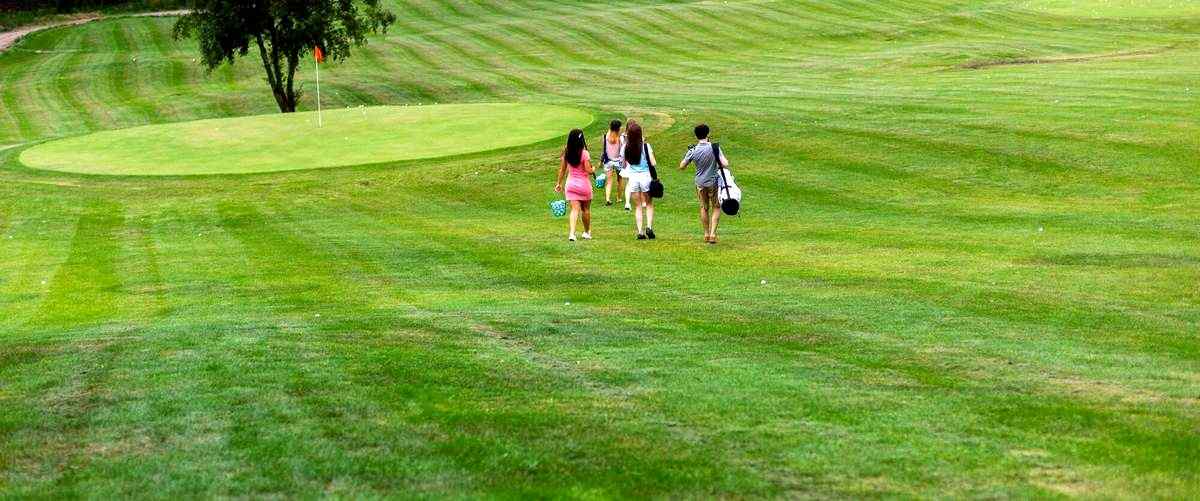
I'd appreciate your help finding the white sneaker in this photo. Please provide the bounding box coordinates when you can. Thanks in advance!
[568,234,576,242]
[581,232,592,240]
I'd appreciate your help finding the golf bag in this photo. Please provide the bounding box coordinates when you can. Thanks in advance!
[713,143,740,215]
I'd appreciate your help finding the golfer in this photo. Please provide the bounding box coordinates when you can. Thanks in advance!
[622,120,658,240]
[600,120,627,208]
[554,129,594,241]
[680,124,729,244]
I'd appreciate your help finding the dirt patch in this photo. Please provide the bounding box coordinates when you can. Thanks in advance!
[1030,465,1101,497]
[959,46,1176,70]
[1048,375,1198,407]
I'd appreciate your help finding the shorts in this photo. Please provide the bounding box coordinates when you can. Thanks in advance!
[627,172,653,193]
[697,185,719,209]
[603,160,622,173]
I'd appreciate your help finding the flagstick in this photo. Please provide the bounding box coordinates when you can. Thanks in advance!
[314,54,323,128]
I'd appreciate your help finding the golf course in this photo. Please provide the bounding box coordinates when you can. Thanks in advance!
[0,0,1197,497]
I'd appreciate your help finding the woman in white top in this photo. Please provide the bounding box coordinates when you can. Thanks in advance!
[621,120,658,239]
[600,120,627,208]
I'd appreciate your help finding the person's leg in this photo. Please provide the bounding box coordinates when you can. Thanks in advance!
[624,178,633,209]
[604,171,614,204]
[706,189,722,243]
[569,200,580,239]
[617,176,625,203]
[646,198,655,231]
[697,187,711,239]
[633,193,644,235]
[709,198,721,241]
[581,201,592,233]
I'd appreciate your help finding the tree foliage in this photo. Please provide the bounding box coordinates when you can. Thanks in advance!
[173,0,394,113]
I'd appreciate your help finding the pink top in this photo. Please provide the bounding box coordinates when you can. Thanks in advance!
[604,134,622,162]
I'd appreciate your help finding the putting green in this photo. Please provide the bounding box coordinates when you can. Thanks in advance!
[1020,0,1200,17]
[19,103,593,176]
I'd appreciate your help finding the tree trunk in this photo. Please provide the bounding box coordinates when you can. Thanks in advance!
[256,32,296,113]
[284,51,299,113]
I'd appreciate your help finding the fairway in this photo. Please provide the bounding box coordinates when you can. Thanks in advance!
[20,103,591,175]
[1,0,1198,498]
[1022,0,1200,17]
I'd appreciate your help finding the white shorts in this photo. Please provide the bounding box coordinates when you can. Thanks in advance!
[626,172,652,193]
[603,160,622,172]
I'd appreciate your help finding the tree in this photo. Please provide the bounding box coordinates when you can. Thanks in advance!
[174,0,395,113]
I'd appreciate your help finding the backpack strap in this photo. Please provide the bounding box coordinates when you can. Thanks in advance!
[645,143,659,180]
[713,142,732,198]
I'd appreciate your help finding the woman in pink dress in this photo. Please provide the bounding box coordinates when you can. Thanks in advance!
[554,129,595,241]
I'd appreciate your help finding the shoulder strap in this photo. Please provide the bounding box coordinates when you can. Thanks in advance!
[714,142,732,197]
[645,143,659,180]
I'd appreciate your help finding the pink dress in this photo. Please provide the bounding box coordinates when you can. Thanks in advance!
[565,150,593,201]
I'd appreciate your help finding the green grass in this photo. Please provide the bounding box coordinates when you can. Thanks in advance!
[1,0,1198,498]
[19,103,592,175]
[1021,0,1200,17]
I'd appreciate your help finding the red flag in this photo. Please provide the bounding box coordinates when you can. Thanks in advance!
[314,46,324,63]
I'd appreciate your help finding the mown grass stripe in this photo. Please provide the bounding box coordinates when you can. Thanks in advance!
[51,30,103,133]
[28,32,91,138]
[0,27,79,140]
[108,20,158,123]
[386,20,510,99]
[33,201,125,328]
[0,50,39,141]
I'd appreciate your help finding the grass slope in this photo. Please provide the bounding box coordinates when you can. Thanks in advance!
[19,103,593,175]
[1022,0,1200,17]
[1,0,1198,498]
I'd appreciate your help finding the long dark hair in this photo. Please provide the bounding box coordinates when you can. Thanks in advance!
[624,121,644,165]
[564,129,586,167]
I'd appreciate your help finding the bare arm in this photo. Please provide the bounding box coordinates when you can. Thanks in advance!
[584,155,595,175]
[719,151,730,167]
[555,157,567,193]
